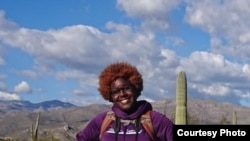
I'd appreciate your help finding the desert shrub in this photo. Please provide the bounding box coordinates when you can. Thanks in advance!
[38,135,60,141]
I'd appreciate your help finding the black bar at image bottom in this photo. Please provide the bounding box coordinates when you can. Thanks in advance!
[173,125,250,141]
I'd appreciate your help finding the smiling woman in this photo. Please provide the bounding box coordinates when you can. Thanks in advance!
[76,61,174,141]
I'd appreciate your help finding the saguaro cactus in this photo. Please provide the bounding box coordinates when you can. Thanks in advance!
[31,112,40,141]
[232,110,237,125]
[175,71,187,125]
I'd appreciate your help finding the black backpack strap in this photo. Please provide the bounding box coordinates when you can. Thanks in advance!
[114,116,120,141]
[135,117,141,141]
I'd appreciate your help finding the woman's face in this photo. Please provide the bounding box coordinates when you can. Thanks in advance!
[110,78,138,112]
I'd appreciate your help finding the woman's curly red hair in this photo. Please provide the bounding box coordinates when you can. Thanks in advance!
[98,62,143,102]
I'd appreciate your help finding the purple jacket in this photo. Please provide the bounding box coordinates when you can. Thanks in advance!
[76,100,173,141]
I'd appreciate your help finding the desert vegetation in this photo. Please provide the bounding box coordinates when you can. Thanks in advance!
[0,71,248,140]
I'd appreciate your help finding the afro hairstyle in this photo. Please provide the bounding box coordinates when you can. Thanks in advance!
[98,61,143,102]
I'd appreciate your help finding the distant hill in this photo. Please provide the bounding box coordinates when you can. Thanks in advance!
[0,100,76,115]
[0,99,249,141]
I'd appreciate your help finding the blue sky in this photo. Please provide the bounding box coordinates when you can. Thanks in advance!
[1,0,250,107]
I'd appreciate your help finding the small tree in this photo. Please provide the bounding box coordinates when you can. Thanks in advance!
[187,113,200,125]
[219,114,230,125]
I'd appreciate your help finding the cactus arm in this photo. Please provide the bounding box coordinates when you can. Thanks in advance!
[31,112,40,141]
[232,110,237,125]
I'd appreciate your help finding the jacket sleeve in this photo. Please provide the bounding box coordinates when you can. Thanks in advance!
[76,112,106,141]
[151,111,174,141]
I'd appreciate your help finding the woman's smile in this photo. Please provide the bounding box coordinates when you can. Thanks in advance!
[110,78,137,112]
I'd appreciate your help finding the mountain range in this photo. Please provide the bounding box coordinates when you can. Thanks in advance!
[0,100,76,115]
[0,99,249,141]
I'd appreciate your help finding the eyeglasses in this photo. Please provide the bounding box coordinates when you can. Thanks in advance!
[110,85,133,96]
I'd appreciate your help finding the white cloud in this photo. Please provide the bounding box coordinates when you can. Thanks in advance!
[117,0,180,18]
[194,83,230,96]
[242,64,250,74]
[117,0,181,31]
[1,2,250,107]
[179,51,245,81]
[185,0,250,61]
[0,91,20,101]
[238,92,250,99]
[14,81,32,94]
